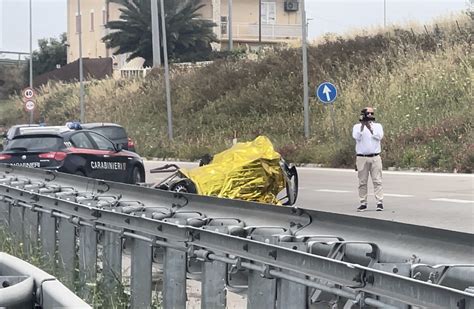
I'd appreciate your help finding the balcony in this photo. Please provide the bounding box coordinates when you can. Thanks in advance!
[220,22,301,42]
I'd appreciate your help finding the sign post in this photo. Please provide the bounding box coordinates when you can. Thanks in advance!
[316,82,338,139]
[29,0,33,125]
[22,87,36,123]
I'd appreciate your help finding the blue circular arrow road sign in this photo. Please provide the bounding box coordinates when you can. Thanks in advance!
[316,82,337,104]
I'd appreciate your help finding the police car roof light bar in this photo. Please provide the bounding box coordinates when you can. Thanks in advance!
[66,122,82,130]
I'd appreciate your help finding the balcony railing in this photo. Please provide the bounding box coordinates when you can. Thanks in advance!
[220,22,301,41]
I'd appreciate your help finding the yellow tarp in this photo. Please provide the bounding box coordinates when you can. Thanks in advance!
[181,136,285,204]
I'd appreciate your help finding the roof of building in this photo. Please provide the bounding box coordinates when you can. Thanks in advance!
[34,58,113,87]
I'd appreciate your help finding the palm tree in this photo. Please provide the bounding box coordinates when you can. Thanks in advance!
[102,0,217,66]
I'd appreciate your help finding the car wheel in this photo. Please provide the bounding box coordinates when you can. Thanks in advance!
[170,179,197,194]
[130,166,142,184]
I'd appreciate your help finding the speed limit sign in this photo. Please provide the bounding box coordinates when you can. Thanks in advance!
[25,100,35,111]
[23,87,35,100]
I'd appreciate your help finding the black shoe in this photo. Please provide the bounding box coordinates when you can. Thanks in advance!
[376,203,384,211]
[357,204,367,212]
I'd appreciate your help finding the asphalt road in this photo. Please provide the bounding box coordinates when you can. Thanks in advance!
[144,161,474,233]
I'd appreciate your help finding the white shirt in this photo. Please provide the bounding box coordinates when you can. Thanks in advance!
[352,122,384,155]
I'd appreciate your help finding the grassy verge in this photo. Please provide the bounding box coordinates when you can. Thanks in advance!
[3,15,473,172]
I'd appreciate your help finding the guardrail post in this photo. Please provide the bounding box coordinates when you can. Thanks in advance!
[130,237,152,309]
[23,208,38,256]
[277,242,308,309]
[0,196,9,228]
[247,266,277,309]
[373,263,411,308]
[163,247,187,309]
[0,196,10,229]
[57,217,76,287]
[79,225,97,301]
[247,231,279,309]
[201,254,227,309]
[102,231,122,294]
[9,202,24,244]
[39,211,56,269]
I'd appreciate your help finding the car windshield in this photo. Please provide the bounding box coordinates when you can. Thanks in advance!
[90,126,126,140]
[5,136,63,152]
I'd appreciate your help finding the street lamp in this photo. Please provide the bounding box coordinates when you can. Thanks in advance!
[302,0,309,138]
[228,0,233,50]
[258,0,261,43]
[77,0,85,123]
[160,0,173,140]
[151,0,161,67]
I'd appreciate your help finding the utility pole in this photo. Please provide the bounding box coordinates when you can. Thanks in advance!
[29,0,33,124]
[384,0,387,28]
[160,0,173,140]
[258,0,262,43]
[151,0,161,67]
[302,0,309,138]
[228,0,233,50]
[77,0,85,123]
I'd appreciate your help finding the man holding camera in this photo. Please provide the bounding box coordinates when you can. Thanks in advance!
[352,107,384,212]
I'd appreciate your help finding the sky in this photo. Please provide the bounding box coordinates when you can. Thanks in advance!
[0,0,470,55]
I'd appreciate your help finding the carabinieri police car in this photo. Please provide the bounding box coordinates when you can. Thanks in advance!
[0,124,145,184]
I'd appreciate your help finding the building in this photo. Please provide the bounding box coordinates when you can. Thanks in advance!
[66,0,122,65]
[216,0,302,49]
[67,0,302,67]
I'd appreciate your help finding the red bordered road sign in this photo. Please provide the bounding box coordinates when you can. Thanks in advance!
[25,100,35,111]
[23,87,35,100]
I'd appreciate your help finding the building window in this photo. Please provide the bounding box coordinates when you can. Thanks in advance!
[261,1,276,24]
[220,16,227,35]
[90,10,94,31]
[102,7,107,25]
[75,13,81,34]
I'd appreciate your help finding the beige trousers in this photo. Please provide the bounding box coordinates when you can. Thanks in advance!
[356,155,383,205]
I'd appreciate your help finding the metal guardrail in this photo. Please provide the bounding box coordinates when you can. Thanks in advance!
[0,252,91,308]
[0,165,473,308]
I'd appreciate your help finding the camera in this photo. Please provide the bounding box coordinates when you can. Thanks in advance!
[359,109,375,122]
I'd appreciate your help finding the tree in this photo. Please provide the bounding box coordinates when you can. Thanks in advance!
[29,33,68,77]
[102,0,217,66]
[0,63,27,99]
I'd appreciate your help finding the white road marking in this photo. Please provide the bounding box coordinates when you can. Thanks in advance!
[315,190,414,197]
[297,167,474,177]
[316,189,351,193]
[384,193,414,198]
[430,198,474,204]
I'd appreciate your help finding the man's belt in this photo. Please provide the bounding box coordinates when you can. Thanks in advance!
[356,153,379,157]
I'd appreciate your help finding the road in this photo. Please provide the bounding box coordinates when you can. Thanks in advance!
[144,161,474,233]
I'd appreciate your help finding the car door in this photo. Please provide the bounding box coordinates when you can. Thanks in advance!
[87,132,129,182]
[68,132,98,176]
